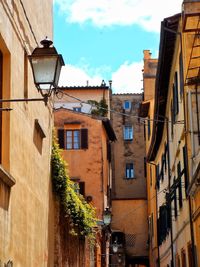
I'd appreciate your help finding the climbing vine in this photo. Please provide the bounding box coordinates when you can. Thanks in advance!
[51,135,97,239]
[88,98,108,117]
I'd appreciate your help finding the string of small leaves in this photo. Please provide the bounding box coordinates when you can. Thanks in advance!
[51,135,97,239]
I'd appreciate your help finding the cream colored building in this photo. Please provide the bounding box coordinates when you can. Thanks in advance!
[141,1,200,266]
[0,1,54,266]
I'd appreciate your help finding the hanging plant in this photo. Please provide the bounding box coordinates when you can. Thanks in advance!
[51,134,97,239]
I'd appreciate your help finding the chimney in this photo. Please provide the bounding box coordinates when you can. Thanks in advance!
[143,50,152,60]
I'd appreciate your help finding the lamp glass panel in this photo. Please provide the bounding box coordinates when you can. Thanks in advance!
[103,214,111,225]
[32,56,57,90]
[54,57,62,86]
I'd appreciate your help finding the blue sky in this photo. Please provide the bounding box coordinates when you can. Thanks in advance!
[53,0,183,93]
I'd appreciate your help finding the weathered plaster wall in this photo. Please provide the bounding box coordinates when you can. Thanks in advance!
[0,1,54,266]
[111,94,146,199]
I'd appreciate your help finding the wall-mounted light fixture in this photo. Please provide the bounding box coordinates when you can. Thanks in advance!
[0,37,64,107]
[28,37,64,98]
[103,207,112,226]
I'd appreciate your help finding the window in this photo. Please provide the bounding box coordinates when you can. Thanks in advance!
[183,146,189,194]
[73,107,81,112]
[124,126,133,140]
[177,162,183,209]
[58,128,88,150]
[125,163,134,178]
[173,71,179,119]
[179,53,184,98]
[173,177,178,219]
[66,130,80,149]
[124,100,131,110]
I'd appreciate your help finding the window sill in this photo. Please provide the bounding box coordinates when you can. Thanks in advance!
[124,177,136,180]
[0,165,16,187]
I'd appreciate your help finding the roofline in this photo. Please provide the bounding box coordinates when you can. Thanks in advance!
[57,85,110,90]
[147,13,181,162]
[54,107,116,142]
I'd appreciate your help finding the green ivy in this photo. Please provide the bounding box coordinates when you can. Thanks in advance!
[88,98,108,117]
[51,135,97,239]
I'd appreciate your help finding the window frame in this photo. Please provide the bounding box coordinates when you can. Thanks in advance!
[123,100,131,110]
[123,125,133,141]
[58,128,88,150]
[66,129,80,150]
[125,162,135,179]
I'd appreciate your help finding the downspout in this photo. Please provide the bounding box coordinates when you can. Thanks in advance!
[166,117,174,267]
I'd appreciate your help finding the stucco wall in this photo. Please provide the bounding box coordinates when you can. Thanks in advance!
[0,1,54,266]
[54,109,110,219]
[111,200,148,257]
[111,94,146,199]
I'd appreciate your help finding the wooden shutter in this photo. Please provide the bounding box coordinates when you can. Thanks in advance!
[81,128,88,149]
[179,53,184,97]
[58,129,64,149]
[107,141,111,162]
[183,146,189,194]
[79,182,85,196]
[177,162,183,208]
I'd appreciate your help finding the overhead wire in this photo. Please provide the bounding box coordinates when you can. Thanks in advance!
[55,88,184,125]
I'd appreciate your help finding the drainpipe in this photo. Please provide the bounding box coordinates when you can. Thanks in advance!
[166,117,174,267]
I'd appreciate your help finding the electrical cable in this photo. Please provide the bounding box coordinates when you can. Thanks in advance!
[55,88,184,125]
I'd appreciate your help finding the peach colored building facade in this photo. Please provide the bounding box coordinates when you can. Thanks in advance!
[54,107,116,267]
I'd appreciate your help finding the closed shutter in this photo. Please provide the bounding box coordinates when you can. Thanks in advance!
[81,128,88,149]
[177,162,183,208]
[107,141,111,162]
[58,129,64,149]
[79,182,85,196]
[183,146,189,194]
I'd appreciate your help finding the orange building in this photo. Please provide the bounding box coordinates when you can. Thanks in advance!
[54,107,116,267]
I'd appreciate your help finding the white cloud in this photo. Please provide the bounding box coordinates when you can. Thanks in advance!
[112,61,143,94]
[58,61,143,94]
[58,65,103,87]
[54,0,183,32]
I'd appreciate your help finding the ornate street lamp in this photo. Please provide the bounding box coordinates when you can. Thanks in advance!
[103,207,112,226]
[0,38,64,107]
[29,37,64,98]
